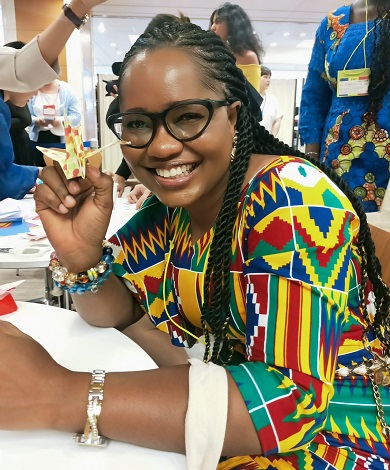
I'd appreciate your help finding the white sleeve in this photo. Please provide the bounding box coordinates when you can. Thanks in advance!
[0,36,59,92]
[272,93,283,120]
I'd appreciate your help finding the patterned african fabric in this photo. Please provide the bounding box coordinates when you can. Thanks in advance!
[299,4,390,213]
[110,156,390,469]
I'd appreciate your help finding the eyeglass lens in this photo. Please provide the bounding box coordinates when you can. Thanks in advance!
[113,102,212,147]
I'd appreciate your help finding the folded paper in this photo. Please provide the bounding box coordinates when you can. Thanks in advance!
[37,114,117,179]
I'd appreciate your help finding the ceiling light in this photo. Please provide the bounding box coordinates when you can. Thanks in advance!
[299,32,307,38]
[117,51,122,55]
[270,42,278,47]
[283,32,290,37]
[97,22,105,33]
[110,42,116,47]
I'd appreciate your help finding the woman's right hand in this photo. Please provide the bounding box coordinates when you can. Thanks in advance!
[34,163,113,272]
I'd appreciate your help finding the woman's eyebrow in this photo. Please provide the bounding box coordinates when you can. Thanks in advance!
[121,99,200,114]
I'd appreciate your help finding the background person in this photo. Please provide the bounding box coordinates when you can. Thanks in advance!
[4,41,35,168]
[210,2,264,90]
[259,66,283,136]
[0,22,389,470]
[0,0,107,92]
[0,0,107,201]
[299,0,390,212]
[0,44,39,200]
[209,3,263,121]
[28,79,81,167]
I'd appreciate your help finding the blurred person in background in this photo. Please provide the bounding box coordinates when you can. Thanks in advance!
[259,66,283,136]
[210,2,264,90]
[0,0,107,201]
[28,79,81,167]
[4,41,35,167]
[0,0,107,92]
[299,0,390,212]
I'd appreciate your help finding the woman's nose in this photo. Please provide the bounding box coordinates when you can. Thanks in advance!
[147,123,183,158]
[210,24,216,32]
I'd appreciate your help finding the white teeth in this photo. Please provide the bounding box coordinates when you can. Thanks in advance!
[156,164,194,179]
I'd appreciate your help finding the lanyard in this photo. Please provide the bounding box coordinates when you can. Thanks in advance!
[344,0,387,70]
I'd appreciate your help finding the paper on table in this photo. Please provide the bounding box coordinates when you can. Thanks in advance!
[0,281,24,316]
[0,219,30,236]
[0,280,25,291]
[0,198,22,221]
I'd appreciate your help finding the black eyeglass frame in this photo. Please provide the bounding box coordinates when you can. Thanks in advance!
[107,99,230,149]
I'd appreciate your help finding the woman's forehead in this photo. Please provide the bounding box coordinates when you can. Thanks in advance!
[120,48,216,108]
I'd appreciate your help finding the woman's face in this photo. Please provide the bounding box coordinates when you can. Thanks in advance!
[210,15,229,42]
[260,74,271,93]
[119,47,239,215]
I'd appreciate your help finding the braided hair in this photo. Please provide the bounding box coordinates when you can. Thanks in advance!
[368,0,390,118]
[119,22,390,362]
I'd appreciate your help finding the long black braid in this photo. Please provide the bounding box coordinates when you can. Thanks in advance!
[368,0,390,118]
[119,22,390,362]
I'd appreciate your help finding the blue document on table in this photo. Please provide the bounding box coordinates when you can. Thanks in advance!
[0,219,30,236]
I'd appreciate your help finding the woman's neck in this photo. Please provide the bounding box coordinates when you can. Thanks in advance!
[39,80,59,94]
[351,0,381,22]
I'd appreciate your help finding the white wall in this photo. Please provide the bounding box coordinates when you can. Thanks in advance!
[0,0,16,44]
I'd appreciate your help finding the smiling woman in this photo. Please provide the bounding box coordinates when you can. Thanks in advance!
[1,21,390,470]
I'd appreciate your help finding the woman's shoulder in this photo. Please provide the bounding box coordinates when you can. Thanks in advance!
[235,50,259,66]
[244,154,357,214]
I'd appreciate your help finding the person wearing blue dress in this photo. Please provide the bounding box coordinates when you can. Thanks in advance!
[299,0,390,212]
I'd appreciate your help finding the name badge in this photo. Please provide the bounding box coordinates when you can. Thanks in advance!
[43,104,56,118]
[337,68,371,97]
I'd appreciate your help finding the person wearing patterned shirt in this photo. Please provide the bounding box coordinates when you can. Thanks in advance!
[0,22,389,470]
[299,0,390,213]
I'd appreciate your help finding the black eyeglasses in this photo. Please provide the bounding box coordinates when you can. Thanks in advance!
[107,99,229,149]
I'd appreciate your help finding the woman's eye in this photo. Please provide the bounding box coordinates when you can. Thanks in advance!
[176,112,204,123]
[125,119,150,130]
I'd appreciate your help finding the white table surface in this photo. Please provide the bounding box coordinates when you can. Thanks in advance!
[0,197,136,269]
[0,301,187,470]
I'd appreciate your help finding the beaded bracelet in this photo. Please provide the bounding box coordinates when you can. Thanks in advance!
[49,245,114,294]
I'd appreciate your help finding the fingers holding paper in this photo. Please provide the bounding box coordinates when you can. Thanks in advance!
[35,162,114,272]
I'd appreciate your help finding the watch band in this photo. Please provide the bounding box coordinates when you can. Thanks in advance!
[62,3,89,29]
[74,369,108,447]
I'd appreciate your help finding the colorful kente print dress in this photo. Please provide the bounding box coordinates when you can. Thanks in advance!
[110,156,390,469]
[299,4,390,213]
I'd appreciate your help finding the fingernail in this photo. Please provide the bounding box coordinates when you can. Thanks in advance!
[58,204,69,214]
[69,181,80,194]
[64,195,76,207]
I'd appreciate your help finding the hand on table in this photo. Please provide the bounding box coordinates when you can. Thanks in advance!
[113,174,126,197]
[34,162,114,272]
[127,184,151,210]
[0,321,71,430]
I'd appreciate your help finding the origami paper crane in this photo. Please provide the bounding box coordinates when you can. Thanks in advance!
[37,114,116,179]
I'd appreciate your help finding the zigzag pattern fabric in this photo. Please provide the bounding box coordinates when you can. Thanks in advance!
[110,156,390,468]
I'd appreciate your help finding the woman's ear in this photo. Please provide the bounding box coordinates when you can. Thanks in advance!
[227,100,241,134]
